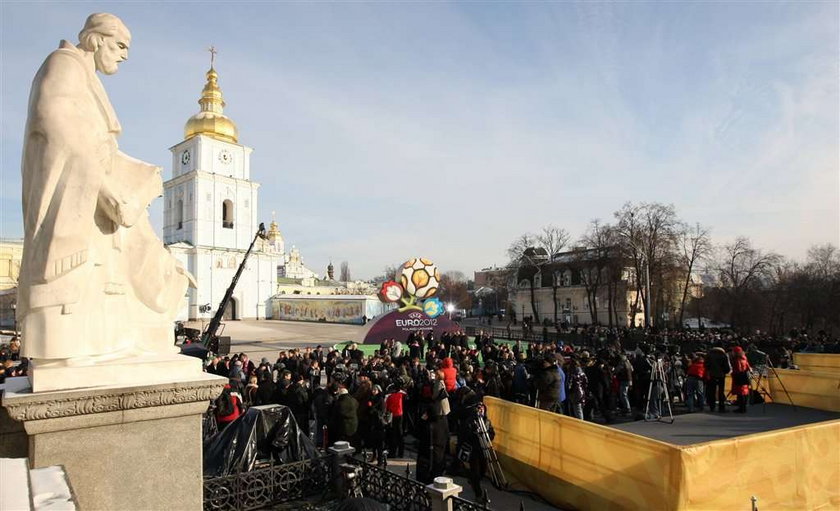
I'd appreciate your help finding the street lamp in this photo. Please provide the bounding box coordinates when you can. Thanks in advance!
[446,303,455,320]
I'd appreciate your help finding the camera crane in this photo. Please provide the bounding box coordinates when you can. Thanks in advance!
[181,223,268,359]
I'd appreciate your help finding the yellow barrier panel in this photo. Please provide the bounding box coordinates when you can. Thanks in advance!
[793,353,840,375]
[770,368,840,412]
[681,420,840,511]
[486,397,840,511]
[486,397,684,510]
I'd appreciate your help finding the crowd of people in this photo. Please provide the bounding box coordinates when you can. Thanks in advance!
[202,325,835,499]
[517,323,840,358]
[0,335,27,384]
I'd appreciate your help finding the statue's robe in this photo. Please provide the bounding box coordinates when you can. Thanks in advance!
[19,40,191,360]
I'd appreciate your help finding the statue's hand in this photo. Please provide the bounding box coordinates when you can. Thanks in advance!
[176,263,198,288]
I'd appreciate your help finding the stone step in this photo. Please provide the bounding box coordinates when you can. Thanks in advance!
[0,458,77,510]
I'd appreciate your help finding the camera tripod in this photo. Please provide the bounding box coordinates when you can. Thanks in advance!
[471,413,508,489]
[745,355,796,412]
[644,357,675,424]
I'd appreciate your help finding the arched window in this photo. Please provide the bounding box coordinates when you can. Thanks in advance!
[222,199,234,228]
[176,199,184,230]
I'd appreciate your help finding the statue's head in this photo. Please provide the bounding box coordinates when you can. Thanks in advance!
[78,13,131,75]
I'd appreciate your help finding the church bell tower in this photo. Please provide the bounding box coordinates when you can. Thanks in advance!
[162,48,279,320]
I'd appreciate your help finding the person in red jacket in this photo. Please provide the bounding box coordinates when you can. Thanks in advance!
[730,347,752,413]
[685,355,705,413]
[215,383,244,430]
[441,357,457,393]
[384,384,408,458]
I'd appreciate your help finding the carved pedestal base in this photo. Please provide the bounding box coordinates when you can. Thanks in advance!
[28,352,203,393]
[1,373,226,511]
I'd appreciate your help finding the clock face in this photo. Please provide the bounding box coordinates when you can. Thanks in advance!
[181,149,191,165]
[218,149,232,165]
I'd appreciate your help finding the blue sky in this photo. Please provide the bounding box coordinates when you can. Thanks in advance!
[1,2,837,279]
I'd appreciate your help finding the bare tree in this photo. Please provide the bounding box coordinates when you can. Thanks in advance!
[340,261,351,282]
[677,223,713,326]
[438,272,471,311]
[536,225,570,323]
[444,271,467,283]
[578,220,615,326]
[614,202,680,327]
[715,237,780,327]
[508,233,546,322]
[377,265,399,284]
[806,243,840,278]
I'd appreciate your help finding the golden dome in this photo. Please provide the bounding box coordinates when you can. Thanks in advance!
[184,66,239,143]
[267,219,283,241]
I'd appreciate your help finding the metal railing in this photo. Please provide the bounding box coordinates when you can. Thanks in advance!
[448,495,492,511]
[465,325,600,347]
[203,454,332,511]
[344,457,432,511]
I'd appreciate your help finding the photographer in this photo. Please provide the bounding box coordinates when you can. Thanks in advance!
[643,348,665,420]
[428,369,451,479]
[450,386,494,503]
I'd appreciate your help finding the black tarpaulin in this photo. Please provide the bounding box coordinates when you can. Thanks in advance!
[203,404,317,477]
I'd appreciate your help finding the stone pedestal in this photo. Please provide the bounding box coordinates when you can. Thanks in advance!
[426,477,463,511]
[1,373,226,511]
[28,352,202,393]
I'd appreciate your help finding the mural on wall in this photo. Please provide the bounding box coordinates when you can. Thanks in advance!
[272,299,365,324]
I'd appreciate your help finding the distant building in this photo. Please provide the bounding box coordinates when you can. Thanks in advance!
[0,239,22,329]
[0,239,23,291]
[509,247,644,327]
[473,265,509,288]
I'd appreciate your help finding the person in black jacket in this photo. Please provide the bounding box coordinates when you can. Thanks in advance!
[288,373,311,437]
[312,383,334,447]
[705,345,731,412]
[450,386,493,502]
[255,370,276,406]
[535,355,560,411]
[328,380,359,444]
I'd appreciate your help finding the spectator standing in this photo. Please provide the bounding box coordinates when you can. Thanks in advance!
[429,369,451,479]
[385,384,407,458]
[215,383,244,431]
[536,354,560,411]
[566,358,588,420]
[684,355,705,413]
[730,347,752,413]
[705,345,731,412]
[328,380,359,444]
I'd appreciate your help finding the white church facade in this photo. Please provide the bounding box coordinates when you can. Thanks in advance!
[162,61,315,321]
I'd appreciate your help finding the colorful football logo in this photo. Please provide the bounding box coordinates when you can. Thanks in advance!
[423,297,444,318]
[379,257,447,317]
[379,280,404,303]
[400,257,440,299]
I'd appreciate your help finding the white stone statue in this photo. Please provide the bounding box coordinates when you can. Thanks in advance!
[18,13,196,371]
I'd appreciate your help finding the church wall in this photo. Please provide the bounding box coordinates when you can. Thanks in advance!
[170,248,280,321]
[162,72,290,325]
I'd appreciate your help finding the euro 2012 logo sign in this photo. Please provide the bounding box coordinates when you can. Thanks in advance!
[379,258,444,318]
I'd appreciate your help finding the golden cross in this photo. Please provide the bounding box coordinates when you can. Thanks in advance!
[208,45,217,67]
